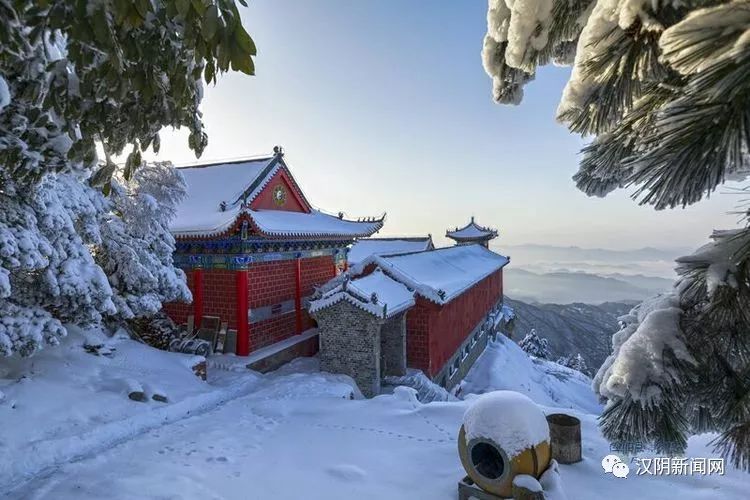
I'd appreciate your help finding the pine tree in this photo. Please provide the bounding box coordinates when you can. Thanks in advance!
[0,1,255,357]
[483,0,750,469]
[558,353,590,377]
[520,329,551,359]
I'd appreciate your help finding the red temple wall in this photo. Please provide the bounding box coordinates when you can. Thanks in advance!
[247,255,333,349]
[405,268,503,377]
[163,255,335,352]
[249,170,309,213]
[202,269,238,328]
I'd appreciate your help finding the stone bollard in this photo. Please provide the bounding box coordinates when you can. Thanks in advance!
[511,475,545,500]
[546,413,582,464]
[191,359,207,381]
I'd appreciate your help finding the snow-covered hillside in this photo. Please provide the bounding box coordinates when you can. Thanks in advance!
[507,297,631,370]
[461,335,601,414]
[2,331,747,499]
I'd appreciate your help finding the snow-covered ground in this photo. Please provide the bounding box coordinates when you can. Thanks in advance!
[2,331,747,499]
[460,336,602,414]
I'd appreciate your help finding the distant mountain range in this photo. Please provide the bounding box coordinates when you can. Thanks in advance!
[494,243,689,278]
[491,243,680,369]
[506,297,632,371]
[499,243,689,262]
[504,268,673,304]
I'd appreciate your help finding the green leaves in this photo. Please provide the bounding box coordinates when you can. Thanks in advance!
[124,147,142,181]
[235,26,256,55]
[90,161,117,187]
[231,44,254,75]
[0,1,256,191]
[202,5,220,41]
[204,59,215,83]
[175,0,191,17]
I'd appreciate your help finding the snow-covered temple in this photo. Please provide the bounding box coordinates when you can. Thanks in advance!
[446,217,498,247]
[310,244,511,396]
[163,147,384,358]
[346,236,434,266]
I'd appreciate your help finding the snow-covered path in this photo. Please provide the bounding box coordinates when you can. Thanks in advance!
[8,366,465,500]
[7,359,748,500]
[4,335,748,499]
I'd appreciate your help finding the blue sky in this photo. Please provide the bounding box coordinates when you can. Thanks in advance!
[151,0,740,251]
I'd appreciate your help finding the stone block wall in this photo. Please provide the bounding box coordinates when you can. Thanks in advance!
[246,333,319,373]
[380,312,407,377]
[314,300,382,397]
[405,300,432,374]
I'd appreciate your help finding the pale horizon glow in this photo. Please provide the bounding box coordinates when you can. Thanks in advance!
[146,0,741,254]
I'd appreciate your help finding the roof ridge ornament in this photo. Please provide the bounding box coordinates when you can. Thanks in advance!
[273,145,284,157]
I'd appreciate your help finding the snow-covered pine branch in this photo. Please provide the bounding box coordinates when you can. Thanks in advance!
[483,0,750,209]
[97,163,191,320]
[483,0,750,469]
[0,162,190,358]
[0,2,254,357]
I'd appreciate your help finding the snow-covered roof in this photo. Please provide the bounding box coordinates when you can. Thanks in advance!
[347,236,433,265]
[446,217,498,241]
[309,269,415,319]
[357,244,509,304]
[169,153,384,239]
[172,156,275,234]
[247,209,383,239]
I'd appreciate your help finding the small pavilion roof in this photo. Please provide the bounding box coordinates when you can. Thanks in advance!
[446,217,498,242]
[169,151,384,239]
[309,269,415,319]
[347,236,434,265]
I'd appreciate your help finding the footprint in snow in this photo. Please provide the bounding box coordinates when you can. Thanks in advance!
[325,464,367,482]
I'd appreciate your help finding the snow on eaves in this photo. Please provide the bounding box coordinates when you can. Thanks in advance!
[171,156,274,235]
[168,155,383,239]
[250,209,383,239]
[171,207,384,240]
[309,269,415,319]
[348,245,509,305]
[446,218,498,240]
[347,237,433,265]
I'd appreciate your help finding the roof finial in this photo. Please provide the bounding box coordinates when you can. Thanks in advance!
[471,215,475,223]
[273,145,284,157]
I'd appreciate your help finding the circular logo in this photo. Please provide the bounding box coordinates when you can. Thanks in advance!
[272,185,287,206]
